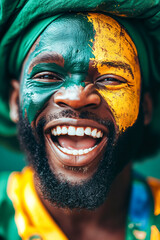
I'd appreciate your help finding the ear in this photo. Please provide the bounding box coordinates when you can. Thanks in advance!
[9,79,20,123]
[142,92,153,126]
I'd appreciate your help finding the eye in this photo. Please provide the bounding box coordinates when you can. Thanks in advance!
[95,75,126,86]
[32,72,64,83]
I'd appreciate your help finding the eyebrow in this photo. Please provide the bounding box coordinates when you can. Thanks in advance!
[28,53,64,73]
[100,61,134,79]
[28,54,134,79]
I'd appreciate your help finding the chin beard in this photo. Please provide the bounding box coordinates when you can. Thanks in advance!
[17,109,143,210]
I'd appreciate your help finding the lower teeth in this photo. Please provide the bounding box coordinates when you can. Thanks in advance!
[58,145,97,155]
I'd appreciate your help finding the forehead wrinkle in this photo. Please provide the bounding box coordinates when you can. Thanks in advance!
[98,61,134,79]
[28,52,64,74]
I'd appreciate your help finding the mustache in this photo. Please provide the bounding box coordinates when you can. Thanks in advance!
[36,109,115,135]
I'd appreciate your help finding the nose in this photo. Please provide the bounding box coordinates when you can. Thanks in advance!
[54,84,101,109]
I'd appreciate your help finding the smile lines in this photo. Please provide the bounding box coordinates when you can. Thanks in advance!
[51,126,103,138]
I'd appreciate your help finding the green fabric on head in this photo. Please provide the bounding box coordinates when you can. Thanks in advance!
[9,15,150,87]
[0,0,160,156]
[9,15,62,79]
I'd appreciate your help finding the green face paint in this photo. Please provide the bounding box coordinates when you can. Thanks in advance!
[20,14,95,123]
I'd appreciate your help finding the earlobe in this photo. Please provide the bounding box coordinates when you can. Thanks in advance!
[143,92,153,126]
[9,79,20,123]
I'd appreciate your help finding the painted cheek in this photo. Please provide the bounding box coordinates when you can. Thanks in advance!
[98,83,140,132]
[20,75,85,124]
[20,66,86,123]
[20,80,60,123]
[87,13,141,132]
[20,62,62,123]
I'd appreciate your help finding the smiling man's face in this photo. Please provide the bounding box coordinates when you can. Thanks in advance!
[13,13,142,209]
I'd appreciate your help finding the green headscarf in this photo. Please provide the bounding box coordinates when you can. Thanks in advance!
[0,0,160,156]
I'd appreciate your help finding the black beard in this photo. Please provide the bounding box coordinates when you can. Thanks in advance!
[17,109,143,210]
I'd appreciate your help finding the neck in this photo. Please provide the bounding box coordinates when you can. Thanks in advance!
[35,163,132,240]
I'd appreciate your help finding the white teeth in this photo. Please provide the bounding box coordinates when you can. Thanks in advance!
[54,129,57,136]
[58,145,97,155]
[84,127,91,136]
[51,125,103,138]
[76,127,84,136]
[84,149,89,154]
[96,131,101,138]
[91,129,97,138]
[78,149,84,155]
[51,128,56,135]
[50,125,103,156]
[72,150,78,155]
[61,126,68,134]
[56,126,62,135]
[66,149,72,154]
[68,126,76,136]
[62,147,67,153]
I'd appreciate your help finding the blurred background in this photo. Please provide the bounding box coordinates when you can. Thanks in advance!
[0,144,160,178]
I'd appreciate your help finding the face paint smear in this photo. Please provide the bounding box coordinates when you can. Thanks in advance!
[20,14,95,123]
[87,13,141,132]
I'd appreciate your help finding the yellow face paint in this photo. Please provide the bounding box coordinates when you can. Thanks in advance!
[87,13,141,132]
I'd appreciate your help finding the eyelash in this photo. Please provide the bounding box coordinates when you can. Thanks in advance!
[32,71,126,86]
[95,75,126,85]
[32,72,63,82]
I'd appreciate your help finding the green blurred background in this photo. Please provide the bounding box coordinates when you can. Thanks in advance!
[0,144,160,178]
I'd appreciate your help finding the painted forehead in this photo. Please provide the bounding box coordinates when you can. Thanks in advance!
[28,13,138,74]
[28,14,94,73]
[21,13,141,130]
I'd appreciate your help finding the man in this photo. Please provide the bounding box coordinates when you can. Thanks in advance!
[0,1,160,240]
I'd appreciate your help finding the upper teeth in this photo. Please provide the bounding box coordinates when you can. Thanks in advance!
[51,126,103,138]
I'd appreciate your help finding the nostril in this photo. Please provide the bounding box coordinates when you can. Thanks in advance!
[85,103,99,109]
[54,85,101,109]
[56,102,69,107]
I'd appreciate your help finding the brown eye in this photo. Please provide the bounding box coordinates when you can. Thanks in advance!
[95,75,126,86]
[39,74,57,79]
[33,72,63,83]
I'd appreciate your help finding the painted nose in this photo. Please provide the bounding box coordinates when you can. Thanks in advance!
[54,84,101,109]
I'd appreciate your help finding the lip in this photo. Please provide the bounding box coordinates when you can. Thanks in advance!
[44,118,109,135]
[44,118,109,168]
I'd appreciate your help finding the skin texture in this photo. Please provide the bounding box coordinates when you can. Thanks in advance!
[9,12,152,240]
[19,13,141,133]
[87,13,141,132]
[20,14,94,123]
[15,12,142,189]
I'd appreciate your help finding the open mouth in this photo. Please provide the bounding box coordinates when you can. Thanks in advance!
[44,119,108,167]
[50,125,103,156]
